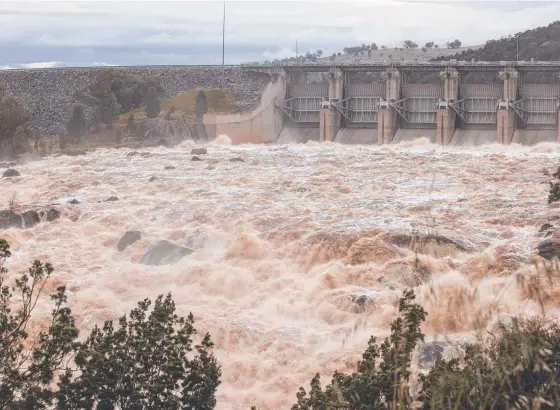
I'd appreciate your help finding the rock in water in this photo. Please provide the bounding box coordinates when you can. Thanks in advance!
[164,165,176,170]
[21,210,40,228]
[68,199,80,205]
[536,238,560,260]
[140,240,194,266]
[191,148,207,155]
[2,169,20,178]
[539,223,554,237]
[41,208,61,222]
[417,341,466,370]
[191,156,202,161]
[117,231,142,252]
[105,196,119,202]
[0,210,22,229]
[229,157,244,162]
[149,176,157,182]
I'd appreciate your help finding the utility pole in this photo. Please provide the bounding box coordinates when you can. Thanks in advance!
[516,33,521,62]
[222,1,225,88]
[296,38,298,59]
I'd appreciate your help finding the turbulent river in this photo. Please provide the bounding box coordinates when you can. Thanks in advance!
[2,136,560,409]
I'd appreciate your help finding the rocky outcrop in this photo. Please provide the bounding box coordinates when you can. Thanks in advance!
[0,67,269,136]
[140,240,193,266]
[117,231,142,252]
[536,237,560,260]
[0,207,60,229]
[2,169,20,178]
[191,148,207,155]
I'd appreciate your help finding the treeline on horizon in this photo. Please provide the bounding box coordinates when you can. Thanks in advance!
[2,236,560,409]
[256,20,560,65]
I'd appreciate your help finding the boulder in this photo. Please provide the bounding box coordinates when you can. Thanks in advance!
[64,150,87,156]
[416,341,467,370]
[117,231,142,252]
[2,169,20,178]
[41,208,61,222]
[536,238,560,260]
[149,176,157,182]
[389,232,471,257]
[105,196,119,202]
[1,208,59,230]
[68,199,80,205]
[21,210,40,228]
[140,240,194,266]
[185,228,208,250]
[0,210,22,229]
[164,165,176,170]
[229,157,244,162]
[191,156,202,161]
[191,148,207,155]
[539,223,554,237]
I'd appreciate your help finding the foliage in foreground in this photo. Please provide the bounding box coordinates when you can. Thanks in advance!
[288,289,560,410]
[0,238,221,409]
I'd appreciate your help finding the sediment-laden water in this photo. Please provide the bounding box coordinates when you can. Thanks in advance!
[2,137,560,409]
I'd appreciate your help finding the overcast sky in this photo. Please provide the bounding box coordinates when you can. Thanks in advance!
[0,0,558,68]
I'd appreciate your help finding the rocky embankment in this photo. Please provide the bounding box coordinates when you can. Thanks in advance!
[0,67,270,136]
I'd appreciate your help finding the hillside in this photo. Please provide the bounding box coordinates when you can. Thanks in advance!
[316,45,482,64]
[433,20,560,61]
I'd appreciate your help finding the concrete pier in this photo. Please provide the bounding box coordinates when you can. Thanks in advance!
[378,69,400,144]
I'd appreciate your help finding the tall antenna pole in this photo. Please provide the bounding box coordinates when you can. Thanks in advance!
[222,1,225,88]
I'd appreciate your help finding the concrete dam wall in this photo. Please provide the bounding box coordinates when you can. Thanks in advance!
[0,66,269,136]
[209,62,560,146]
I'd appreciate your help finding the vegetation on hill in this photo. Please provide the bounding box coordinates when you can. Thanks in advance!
[0,84,31,157]
[433,20,560,61]
[116,88,236,126]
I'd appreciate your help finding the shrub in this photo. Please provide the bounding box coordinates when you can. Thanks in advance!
[0,239,221,409]
[100,90,121,129]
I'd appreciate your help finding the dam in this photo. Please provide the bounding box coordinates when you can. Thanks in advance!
[204,61,560,145]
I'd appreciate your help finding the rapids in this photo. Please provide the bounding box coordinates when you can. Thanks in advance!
[2,136,560,409]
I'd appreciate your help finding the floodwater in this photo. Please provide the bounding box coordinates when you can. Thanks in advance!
[2,136,560,409]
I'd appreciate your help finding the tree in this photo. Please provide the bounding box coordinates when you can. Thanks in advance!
[0,239,222,409]
[316,49,323,58]
[58,293,221,409]
[126,113,135,133]
[291,290,427,409]
[195,90,209,119]
[100,90,120,129]
[420,319,560,410]
[59,134,67,152]
[0,85,29,154]
[67,105,86,142]
[425,41,435,49]
[0,239,79,409]
[145,86,161,119]
[446,39,462,49]
[371,42,379,51]
[403,40,418,49]
[114,127,122,147]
